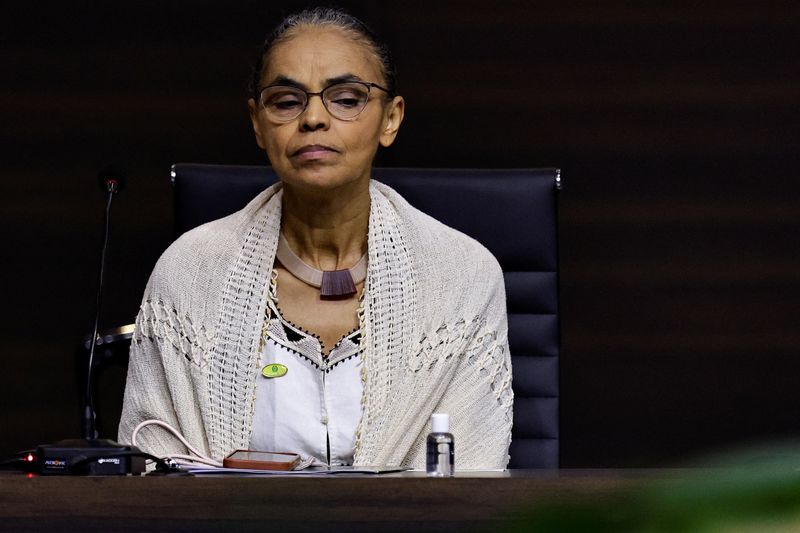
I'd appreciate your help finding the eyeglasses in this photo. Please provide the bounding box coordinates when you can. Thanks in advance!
[257,81,390,122]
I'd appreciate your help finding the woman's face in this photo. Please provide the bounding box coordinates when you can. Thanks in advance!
[248,27,404,192]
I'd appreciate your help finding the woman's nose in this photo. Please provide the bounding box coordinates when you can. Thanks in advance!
[300,94,330,131]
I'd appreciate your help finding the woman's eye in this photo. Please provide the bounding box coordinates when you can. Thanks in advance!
[263,89,305,111]
[271,97,303,110]
[331,96,360,108]
[328,89,367,108]
[274,101,302,110]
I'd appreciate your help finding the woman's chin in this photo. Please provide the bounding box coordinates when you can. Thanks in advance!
[280,166,368,192]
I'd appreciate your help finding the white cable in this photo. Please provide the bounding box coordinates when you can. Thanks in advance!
[130,418,314,471]
[167,455,224,467]
[131,419,223,468]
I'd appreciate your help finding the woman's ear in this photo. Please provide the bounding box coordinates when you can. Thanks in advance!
[248,98,267,150]
[379,96,405,147]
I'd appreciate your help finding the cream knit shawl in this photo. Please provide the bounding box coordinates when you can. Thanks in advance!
[119,180,512,469]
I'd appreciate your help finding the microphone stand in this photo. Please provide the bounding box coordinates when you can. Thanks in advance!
[82,180,117,439]
[33,172,145,475]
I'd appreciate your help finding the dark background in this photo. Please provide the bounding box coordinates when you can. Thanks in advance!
[2,1,798,467]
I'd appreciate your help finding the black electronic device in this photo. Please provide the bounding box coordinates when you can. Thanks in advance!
[37,439,145,475]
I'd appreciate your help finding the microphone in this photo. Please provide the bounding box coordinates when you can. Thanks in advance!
[97,167,128,194]
[31,167,145,475]
[82,167,127,440]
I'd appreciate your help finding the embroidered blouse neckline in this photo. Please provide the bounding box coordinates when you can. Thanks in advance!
[263,269,363,369]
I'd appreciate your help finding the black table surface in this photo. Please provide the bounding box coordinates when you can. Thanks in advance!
[0,469,685,532]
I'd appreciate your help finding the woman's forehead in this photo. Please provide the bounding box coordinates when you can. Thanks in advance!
[262,27,382,87]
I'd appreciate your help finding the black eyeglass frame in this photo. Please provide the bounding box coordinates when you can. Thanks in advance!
[257,81,391,122]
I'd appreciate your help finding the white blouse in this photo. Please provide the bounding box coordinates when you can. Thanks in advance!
[249,273,364,466]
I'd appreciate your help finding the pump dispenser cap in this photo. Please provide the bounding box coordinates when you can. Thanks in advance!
[431,413,450,433]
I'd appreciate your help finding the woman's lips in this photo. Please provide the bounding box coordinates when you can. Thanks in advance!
[292,145,338,161]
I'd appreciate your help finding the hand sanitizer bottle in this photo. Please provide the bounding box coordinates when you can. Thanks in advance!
[426,413,454,477]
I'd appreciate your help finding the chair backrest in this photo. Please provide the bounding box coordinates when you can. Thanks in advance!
[172,163,561,468]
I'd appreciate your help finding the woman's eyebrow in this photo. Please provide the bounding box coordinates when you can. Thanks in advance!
[264,73,365,89]
[324,73,365,85]
[265,75,306,89]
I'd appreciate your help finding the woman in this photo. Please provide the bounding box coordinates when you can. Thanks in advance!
[119,8,512,469]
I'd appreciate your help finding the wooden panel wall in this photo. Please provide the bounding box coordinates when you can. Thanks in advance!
[1,1,798,466]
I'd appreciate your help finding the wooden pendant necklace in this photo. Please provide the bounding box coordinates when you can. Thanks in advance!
[275,234,367,297]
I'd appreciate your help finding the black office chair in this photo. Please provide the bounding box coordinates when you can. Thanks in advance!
[171,163,561,468]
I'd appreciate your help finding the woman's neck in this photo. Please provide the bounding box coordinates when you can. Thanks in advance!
[280,180,370,271]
